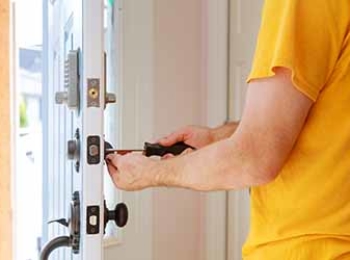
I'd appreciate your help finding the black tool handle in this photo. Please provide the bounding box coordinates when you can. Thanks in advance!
[144,142,195,157]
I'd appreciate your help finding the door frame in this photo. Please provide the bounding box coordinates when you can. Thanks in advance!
[226,0,265,259]
[202,0,229,260]
[10,1,18,259]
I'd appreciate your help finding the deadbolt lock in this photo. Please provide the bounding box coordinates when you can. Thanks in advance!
[105,92,116,105]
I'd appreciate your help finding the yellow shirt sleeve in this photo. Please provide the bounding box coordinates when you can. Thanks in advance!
[248,0,349,101]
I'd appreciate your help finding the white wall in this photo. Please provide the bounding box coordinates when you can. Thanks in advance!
[153,0,206,260]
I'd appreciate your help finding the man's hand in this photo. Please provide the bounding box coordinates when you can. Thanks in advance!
[106,68,313,192]
[157,122,240,151]
[157,126,215,149]
[106,153,161,191]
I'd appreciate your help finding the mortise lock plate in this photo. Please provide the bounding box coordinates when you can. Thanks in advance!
[67,128,80,172]
[55,50,80,110]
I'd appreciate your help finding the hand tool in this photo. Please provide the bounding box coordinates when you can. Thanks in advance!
[105,142,195,157]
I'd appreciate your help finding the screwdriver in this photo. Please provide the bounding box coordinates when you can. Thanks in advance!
[105,142,195,157]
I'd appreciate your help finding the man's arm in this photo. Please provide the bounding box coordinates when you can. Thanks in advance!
[107,68,313,191]
[212,121,240,141]
[156,68,312,190]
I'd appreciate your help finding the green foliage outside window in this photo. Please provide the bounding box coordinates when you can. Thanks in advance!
[19,98,28,128]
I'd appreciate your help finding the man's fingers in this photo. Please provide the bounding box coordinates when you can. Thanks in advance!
[158,130,187,146]
[106,162,118,175]
[106,158,121,186]
[106,154,122,179]
[106,154,121,166]
[181,148,193,156]
[107,163,121,186]
[106,163,114,172]
[161,153,175,160]
[161,148,192,160]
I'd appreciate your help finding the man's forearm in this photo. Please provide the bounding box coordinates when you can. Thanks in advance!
[155,134,272,191]
[211,121,240,142]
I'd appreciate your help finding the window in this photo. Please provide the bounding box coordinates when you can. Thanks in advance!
[13,0,44,259]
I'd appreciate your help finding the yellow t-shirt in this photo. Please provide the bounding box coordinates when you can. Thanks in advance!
[243,0,350,259]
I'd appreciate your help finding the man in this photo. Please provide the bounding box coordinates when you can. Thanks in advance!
[106,0,350,258]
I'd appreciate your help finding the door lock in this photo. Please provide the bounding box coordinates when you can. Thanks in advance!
[40,191,80,260]
[104,201,128,231]
[105,92,116,105]
[55,49,80,110]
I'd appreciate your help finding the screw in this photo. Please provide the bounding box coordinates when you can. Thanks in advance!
[75,128,80,139]
[75,161,80,172]
[90,79,98,87]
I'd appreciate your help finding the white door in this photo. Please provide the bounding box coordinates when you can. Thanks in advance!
[42,1,85,259]
[228,0,264,259]
[41,0,124,259]
[42,1,153,260]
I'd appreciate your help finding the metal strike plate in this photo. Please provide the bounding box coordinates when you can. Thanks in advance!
[55,50,80,110]
[87,78,100,107]
[86,206,100,235]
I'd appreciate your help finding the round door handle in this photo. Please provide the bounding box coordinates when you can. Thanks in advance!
[115,203,128,228]
[104,201,129,230]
